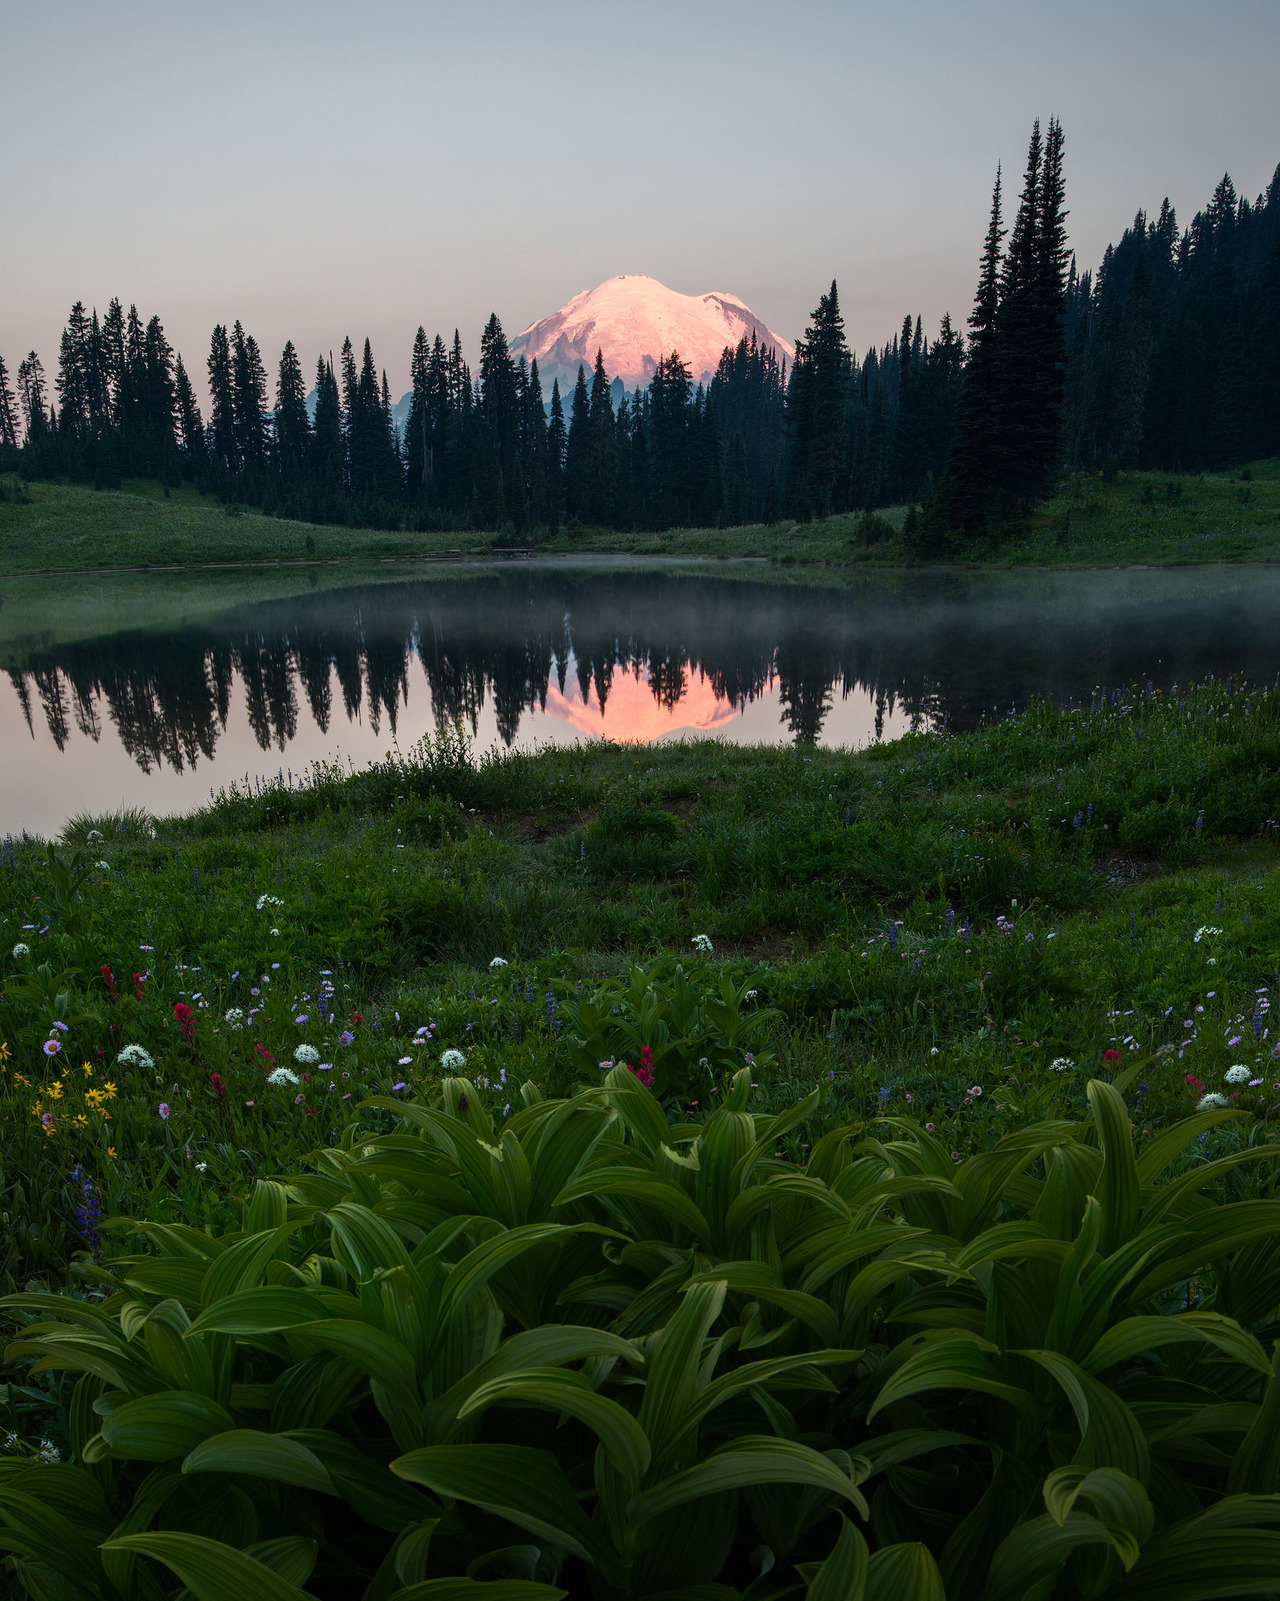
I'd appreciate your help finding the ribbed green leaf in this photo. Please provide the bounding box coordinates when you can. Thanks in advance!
[200,1224,301,1308]
[978,1511,1141,1600]
[864,1542,946,1601]
[1043,1465,1153,1547]
[245,1536,319,1586]
[1106,1493,1280,1599]
[807,1515,868,1600]
[99,1391,235,1461]
[554,1170,712,1238]
[1087,1080,1141,1258]
[182,1428,336,1492]
[1085,1312,1271,1378]
[1019,1348,1150,1480]
[629,1436,868,1524]
[636,1279,726,1465]
[0,1488,107,1590]
[439,1223,572,1320]
[102,1531,309,1601]
[185,1286,331,1336]
[459,1369,651,1490]
[391,1444,616,1572]
[1228,1345,1280,1494]
[867,1336,1036,1422]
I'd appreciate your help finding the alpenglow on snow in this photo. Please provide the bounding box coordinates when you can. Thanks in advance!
[508,274,794,396]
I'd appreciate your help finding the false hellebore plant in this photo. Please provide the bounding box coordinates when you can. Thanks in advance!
[4,1073,1280,1598]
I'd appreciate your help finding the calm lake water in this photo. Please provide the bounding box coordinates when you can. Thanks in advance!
[5,556,1280,837]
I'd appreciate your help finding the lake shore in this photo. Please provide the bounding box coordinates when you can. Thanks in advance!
[1,459,1277,576]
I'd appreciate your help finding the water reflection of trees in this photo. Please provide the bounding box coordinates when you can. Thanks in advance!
[8,568,1280,775]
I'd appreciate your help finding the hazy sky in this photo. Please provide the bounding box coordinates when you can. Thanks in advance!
[4,0,1278,401]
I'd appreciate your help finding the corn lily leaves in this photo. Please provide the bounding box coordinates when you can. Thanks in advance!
[391,1444,617,1574]
[102,1531,313,1601]
[628,1436,870,1525]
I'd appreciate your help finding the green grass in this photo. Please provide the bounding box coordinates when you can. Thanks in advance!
[2,461,1278,576]
[4,681,1280,1294]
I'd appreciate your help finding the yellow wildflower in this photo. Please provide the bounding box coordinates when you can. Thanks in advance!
[73,1114,88,1130]
[0,1042,10,1064]
[82,1061,93,1077]
[13,1073,28,1087]
[107,1147,116,1159]
[102,1082,117,1099]
[45,1081,63,1100]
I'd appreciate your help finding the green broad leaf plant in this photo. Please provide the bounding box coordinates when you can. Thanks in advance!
[4,1071,1280,1598]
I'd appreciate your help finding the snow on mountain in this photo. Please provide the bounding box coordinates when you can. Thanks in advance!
[509,274,794,396]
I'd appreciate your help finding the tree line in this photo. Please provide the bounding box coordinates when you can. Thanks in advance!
[2,122,1276,545]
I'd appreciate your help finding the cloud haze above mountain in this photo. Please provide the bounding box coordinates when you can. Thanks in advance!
[3,0,1277,401]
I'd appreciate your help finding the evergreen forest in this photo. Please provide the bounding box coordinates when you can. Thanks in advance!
[1,123,1277,547]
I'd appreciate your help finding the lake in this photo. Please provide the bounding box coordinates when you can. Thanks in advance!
[5,556,1280,837]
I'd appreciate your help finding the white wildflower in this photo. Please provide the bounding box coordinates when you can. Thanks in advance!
[1224,1064,1251,1085]
[294,1044,320,1066]
[1193,926,1222,943]
[224,1008,245,1030]
[692,934,714,954]
[256,894,284,911]
[267,1066,300,1087]
[10,942,29,958]
[270,927,280,936]
[95,860,110,871]
[85,829,103,842]
[1050,1057,1075,1072]
[195,1162,207,1173]
[489,956,508,968]
[440,1048,466,1071]
[1196,1092,1232,1110]
[116,1044,154,1071]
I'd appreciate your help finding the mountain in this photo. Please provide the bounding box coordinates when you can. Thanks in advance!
[509,274,794,395]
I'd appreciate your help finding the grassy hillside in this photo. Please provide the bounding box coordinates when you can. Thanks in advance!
[2,461,1278,575]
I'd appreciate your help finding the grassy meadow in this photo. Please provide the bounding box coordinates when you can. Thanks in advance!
[2,459,1278,575]
[5,681,1280,1593]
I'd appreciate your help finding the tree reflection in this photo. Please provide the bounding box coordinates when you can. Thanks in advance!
[8,567,1280,775]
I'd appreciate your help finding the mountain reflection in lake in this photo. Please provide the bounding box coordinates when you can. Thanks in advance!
[5,560,1280,836]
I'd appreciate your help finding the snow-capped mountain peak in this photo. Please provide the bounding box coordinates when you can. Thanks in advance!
[509,274,793,395]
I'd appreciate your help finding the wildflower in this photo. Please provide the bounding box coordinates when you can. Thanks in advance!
[96,860,110,871]
[338,1030,355,1048]
[691,934,714,954]
[1103,1049,1122,1063]
[42,1039,61,1058]
[930,1046,939,1056]
[489,956,508,968]
[224,1008,245,1029]
[209,1072,226,1103]
[49,1021,68,1033]
[1193,926,1222,943]
[969,1085,984,1097]
[196,1162,207,1172]
[267,1067,300,1087]
[925,1122,935,1132]
[116,1044,154,1071]
[352,1013,363,1025]
[1224,1064,1252,1085]
[295,1014,309,1027]
[441,1048,466,1071]
[40,1112,54,1131]
[270,928,280,937]
[398,1056,412,1066]
[392,1082,407,1091]
[173,1002,195,1042]
[10,943,29,958]
[294,1044,320,1066]
[1196,1092,1231,1110]
[256,894,284,911]
[159,1103,170,1119]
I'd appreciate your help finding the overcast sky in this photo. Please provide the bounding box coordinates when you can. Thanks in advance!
[3,0,1278,401]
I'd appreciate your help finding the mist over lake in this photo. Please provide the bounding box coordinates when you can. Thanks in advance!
[5,557,1280,837]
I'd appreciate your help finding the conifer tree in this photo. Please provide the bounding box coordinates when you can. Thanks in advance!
[206,324,237,472]
[56,302,92,443]
[16,352,49,444]
[564,364,591,522]
[0,354,18,449]
[404,326,432,500]
[546,378,566,529]
[311,356,344,491]
[231,322,269,476]
[273,340,310,484]
[173,356,206,472]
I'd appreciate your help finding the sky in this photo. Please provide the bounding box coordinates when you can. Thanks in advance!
[3,0,1278,403]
